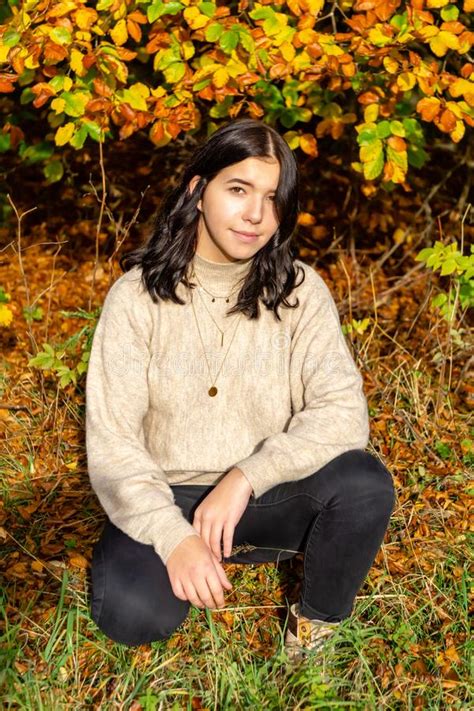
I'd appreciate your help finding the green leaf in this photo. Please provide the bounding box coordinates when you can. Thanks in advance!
[0,133,11,152]
[219,30,239,53]
[376,121,391,139]
[440,259,457,276]
[163,61,185,83]
[363,151,384,180]
[148,1,184,22]
[198,2,216,18]
[50,27,72,46]
[357,127,378,144]
[82,119,104,142]
[432,293,447,307]
[3,28,21,47]
[407,144,427,169]
[441,4,459,21]
[360,138,383,162]
[70,123,89,150]
[61,91,89,118]
[390,119,405,137]
[44,160,64,183]
[239,31,255,53]
[205,22,223,42]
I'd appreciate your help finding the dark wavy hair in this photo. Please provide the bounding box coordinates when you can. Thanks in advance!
[119,117,306,321]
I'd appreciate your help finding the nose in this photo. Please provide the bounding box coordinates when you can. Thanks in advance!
[242,196,265,224]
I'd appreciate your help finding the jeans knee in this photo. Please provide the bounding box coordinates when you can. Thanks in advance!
[90,569,190,646]
[337,449,396,512]
[92,596,189,647]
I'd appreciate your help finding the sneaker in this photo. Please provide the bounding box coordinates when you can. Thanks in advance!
[284,602,341,663]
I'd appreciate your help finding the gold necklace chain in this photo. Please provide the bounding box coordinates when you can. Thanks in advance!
[191,268,241,347]
[189,273,244,397]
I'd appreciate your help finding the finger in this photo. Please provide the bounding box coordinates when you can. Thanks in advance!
[172,578,187,602]
[185,580,206,609]
[222,522,235,559]
[207,566,226,608]
[209,523,224,561]
[200,520,212,553]
[214,559,233,590]
[195,573,221,610]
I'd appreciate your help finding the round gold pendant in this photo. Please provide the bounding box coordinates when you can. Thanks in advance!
[208,386,218,396]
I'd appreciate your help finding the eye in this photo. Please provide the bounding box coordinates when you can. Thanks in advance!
[229,186,276,201]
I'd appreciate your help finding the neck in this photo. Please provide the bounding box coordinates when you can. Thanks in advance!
[190,250,254,293]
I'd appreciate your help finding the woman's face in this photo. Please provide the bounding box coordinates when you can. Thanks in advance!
[188,156,281,263]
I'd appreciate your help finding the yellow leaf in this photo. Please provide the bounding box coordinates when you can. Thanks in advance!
[445,100,463,118]
[429,31,459,57]
[449,77,474,99]
[76,7,98,30]
[226,54,247,78]
[76,30,92,42]
[283,130,300,150]
[293,50,311,71]
[426,0,450,6]
[51,97,66,114]
[385,160,405,183]
[150,86,166,98]
[280,41,295,62]
[47,2,77,18]
[397,72,416,91]
[298,29,318,44]
[25,53,40,69]
[70,48,86,76]
[450,120,465,143]
[110,19,128,46]
[181,40,195,61]
[419,26,439,41]
[132,82,150,98]
[393,227,408,244]
[183,7,209,30]
[0,45,11,63]
[364,104,379,123]
[368,27,392,47]
[360,139,383,163]
[0,304,13,327]
[304,0,324,15]
[55,122,75,146]
[383,56,399,74]
[429,34,448,57]
[213,66,229,88]
[438,30,459,50]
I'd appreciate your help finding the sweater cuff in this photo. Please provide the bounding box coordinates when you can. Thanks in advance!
[152,516,200,566]
[233,455,279,500]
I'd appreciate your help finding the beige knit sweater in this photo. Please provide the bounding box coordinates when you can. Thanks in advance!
[85,252,369,564]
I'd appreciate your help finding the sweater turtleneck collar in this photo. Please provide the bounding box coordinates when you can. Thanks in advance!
[190,250,254,294]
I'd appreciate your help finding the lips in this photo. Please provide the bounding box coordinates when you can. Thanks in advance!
[232,229,259,243]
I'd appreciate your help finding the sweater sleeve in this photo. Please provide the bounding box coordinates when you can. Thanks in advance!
[233,272,370,499]
[85,276,199,565]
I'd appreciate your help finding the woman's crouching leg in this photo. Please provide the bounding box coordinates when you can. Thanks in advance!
[89,518,190,647]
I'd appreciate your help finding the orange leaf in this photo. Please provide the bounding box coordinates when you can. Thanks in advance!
[300,133,318,156]
[417,97,441,121]
[387,135,407,151]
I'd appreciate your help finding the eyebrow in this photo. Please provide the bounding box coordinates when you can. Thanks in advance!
[224,178,277,193]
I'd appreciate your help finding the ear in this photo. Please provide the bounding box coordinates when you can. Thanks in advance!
[188,175,202,211]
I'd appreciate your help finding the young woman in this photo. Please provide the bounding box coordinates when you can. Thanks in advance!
[86,117,396,661]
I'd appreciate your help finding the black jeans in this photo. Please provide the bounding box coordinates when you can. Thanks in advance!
[89,449,396,647]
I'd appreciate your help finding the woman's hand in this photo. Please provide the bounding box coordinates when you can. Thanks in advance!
[166,534,233,609]
[192,467,254,561]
